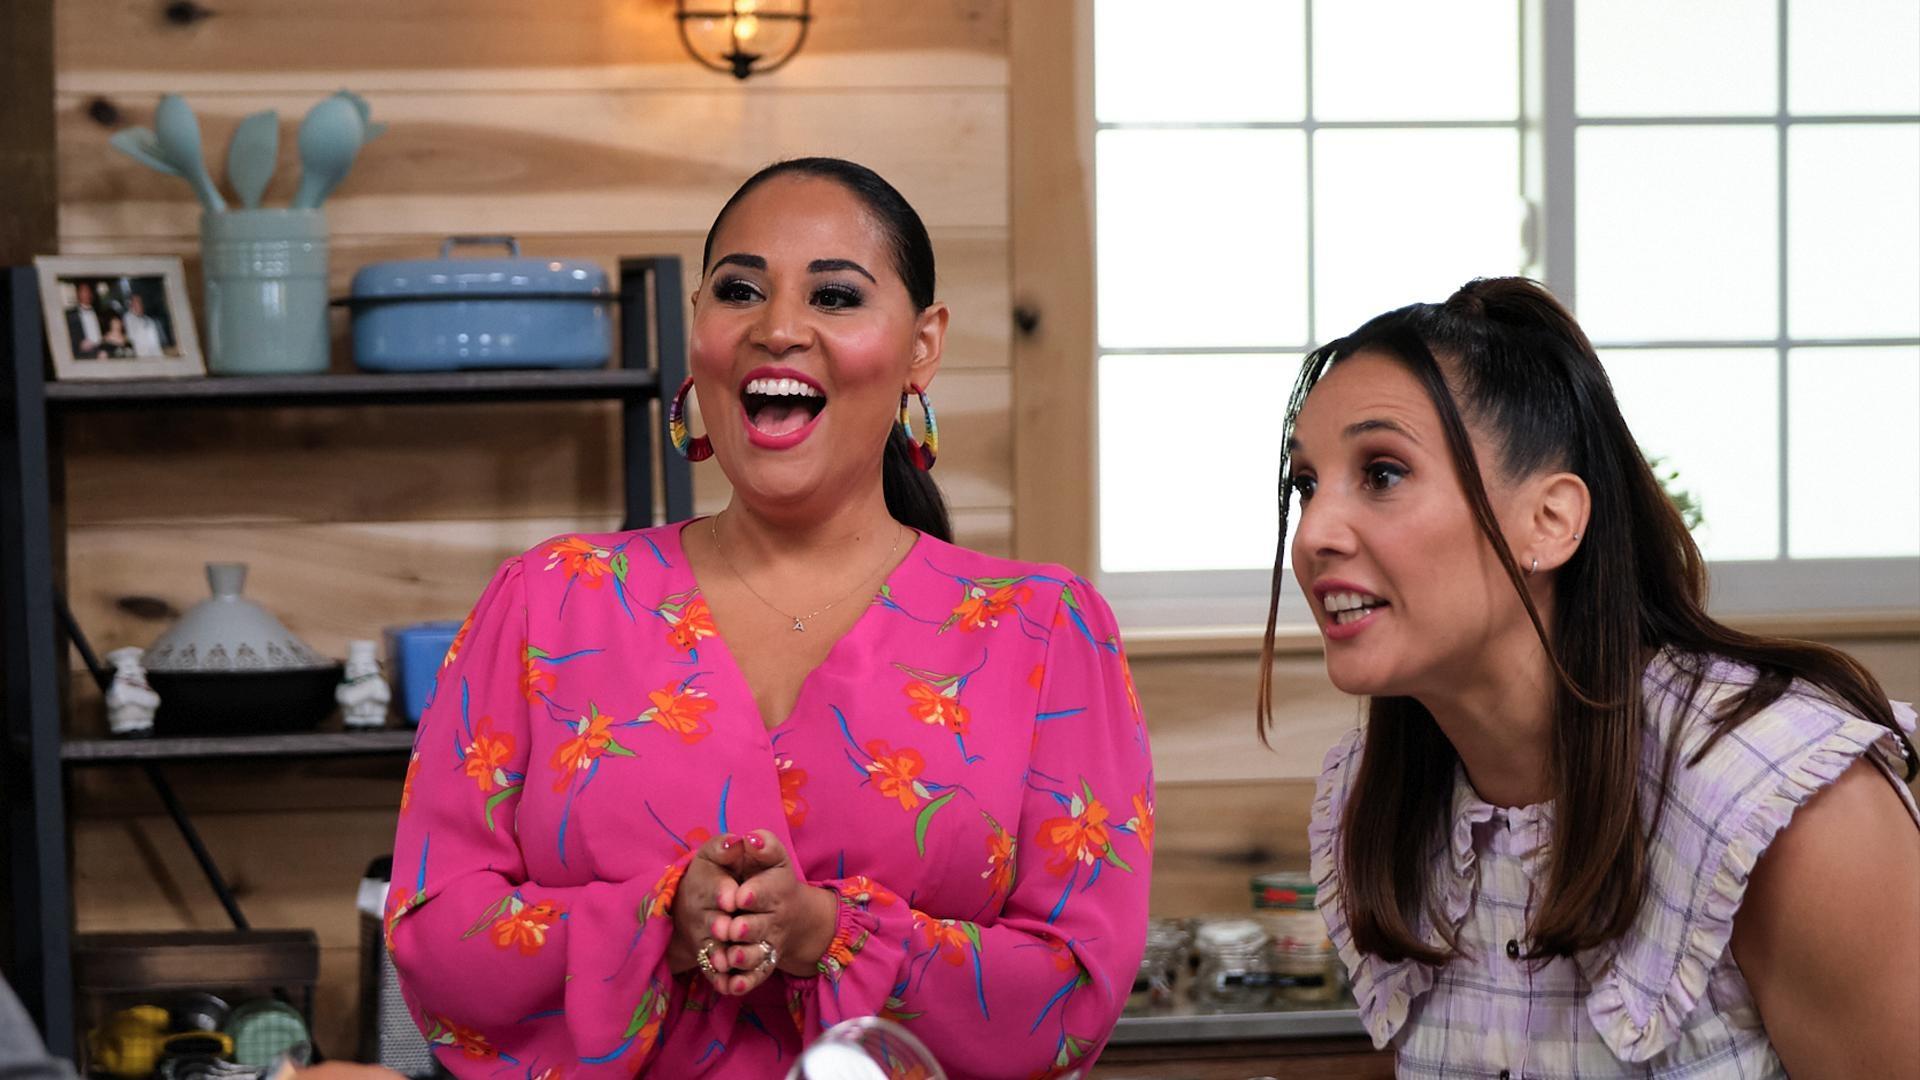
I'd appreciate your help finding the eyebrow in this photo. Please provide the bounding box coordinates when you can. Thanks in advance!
[808,258,877,284]
[1344,417,1420,442]
[709,254,878,286]
[711,253,765,273]
[1286,417,1420,453]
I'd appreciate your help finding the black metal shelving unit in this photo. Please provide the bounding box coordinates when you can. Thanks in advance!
[1,257,693,1056]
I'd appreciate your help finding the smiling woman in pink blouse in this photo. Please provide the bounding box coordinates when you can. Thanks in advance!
[387,158,1152,1078]
[1265,277,1918,1077]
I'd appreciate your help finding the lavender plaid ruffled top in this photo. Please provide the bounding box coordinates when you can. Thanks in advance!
[1311,653,1919,1078]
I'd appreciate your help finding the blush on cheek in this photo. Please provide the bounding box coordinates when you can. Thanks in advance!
[819,324,907,386]
[687,318,737,379]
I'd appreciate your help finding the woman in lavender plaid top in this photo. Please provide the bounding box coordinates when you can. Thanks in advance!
[1260,277,1919,1077]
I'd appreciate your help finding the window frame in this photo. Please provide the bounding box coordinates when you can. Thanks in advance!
[1009,0,1920,638]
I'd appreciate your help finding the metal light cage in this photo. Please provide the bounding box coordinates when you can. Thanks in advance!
[675,0,812,80]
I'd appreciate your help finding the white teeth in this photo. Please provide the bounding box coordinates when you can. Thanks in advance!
[1322,590,1385,616]
[745,377,822,398]
[1320,588,1382,607]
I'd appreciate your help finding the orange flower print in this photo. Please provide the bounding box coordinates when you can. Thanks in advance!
[627,986,668,1057]
[429,1016,498,1060]
[1028,664,1046,690]
[864,741,927,811]
[462,717,516,793]
[545,536,614,588]
[384,886,414,953]
[839,875,897,909]
[949,583,1029,632]
[904,680,970,735]
[642,685,715,744]
[1128,790,1154,854]
[668,595,717,653]
[521,647,557,703]
[401,751,420,814]
[983,822,1016,897]
[821,924,870,978]
[1119,651,1141,721]
[777,756,809,828]
[914,912,974,966]
[443,613,474,668]
[1038,934,1078,974]
[491,899,564,956]
[550,703,619,791]
[645,862,685,921]
[1039,792,1112,875]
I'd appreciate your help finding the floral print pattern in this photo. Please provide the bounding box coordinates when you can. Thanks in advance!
[387,523,1151,1077]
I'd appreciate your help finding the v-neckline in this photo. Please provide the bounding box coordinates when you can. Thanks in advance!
[668,517,924,735]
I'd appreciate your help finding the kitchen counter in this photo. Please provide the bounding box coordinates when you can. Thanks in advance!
[1092,995,1389,1079]
[1110,1001,1366,1044]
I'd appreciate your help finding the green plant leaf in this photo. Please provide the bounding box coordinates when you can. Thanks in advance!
[913,790,958,856]
[483,784,522,832]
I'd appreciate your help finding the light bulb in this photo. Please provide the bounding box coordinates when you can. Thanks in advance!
[733,13,760,41]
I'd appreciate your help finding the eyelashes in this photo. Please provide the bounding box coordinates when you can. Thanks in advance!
[1285,460,1408,503]
[708,275,865,310]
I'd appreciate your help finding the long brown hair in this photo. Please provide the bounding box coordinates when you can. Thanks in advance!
[1258,277,1915,964]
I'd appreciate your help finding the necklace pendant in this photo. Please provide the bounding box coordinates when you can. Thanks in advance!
[792,618,807,632]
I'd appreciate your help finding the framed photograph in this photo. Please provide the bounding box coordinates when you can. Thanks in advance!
[34,256,205,381]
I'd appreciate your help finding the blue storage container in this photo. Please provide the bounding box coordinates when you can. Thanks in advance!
[384,621,463,724]
[345,236,612,371]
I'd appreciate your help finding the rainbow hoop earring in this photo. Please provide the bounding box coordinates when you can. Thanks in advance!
[668,376,713,462]
[897,385,938,471]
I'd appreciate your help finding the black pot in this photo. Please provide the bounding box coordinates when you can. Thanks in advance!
[146,664,343,736]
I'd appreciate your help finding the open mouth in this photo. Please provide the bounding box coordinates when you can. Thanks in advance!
[1322,589,1389,626]
[741,375,827,438]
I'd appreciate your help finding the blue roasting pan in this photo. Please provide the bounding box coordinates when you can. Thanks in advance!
[341,235,612,371]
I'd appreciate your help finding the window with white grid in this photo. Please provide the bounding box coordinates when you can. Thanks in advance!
[1093,0,1919,622]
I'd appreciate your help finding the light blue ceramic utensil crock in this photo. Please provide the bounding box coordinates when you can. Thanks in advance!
[200,209,329,375]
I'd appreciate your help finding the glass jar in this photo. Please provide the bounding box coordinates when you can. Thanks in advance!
[1252,871,1339,1005]
[1128,918,1190,1013]
[1191,918,1272,1007]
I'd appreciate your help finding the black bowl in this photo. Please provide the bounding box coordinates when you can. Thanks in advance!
[145,664,343,736]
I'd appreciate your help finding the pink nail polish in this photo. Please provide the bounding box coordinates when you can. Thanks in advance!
[740,890,754,908]
[747,833,765,849]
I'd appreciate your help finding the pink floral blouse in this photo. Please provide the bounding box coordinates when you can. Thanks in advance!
[386,522,1154,1078]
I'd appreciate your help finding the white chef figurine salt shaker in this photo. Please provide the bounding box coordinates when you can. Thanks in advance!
[104,646,160,737]
[337,639,392,730]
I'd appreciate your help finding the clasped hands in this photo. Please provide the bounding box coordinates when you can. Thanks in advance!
[668,828,840,997]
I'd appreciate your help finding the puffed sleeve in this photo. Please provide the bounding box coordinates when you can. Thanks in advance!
[786,577,1154,1079]
[386,556,688,1077]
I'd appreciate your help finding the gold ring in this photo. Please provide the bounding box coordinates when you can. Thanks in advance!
[752,940,778,973]
[696,939,721,977]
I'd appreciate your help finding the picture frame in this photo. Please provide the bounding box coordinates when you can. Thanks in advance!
[34,255,205,381]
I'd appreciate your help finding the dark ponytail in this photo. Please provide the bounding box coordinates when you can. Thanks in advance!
[702,157,953,542]
[1261,275,1915,965]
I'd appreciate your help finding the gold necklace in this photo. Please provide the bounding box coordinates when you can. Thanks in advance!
[709,515,904,632]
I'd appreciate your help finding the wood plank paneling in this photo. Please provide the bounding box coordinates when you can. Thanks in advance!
[63,367,1011,528]
[1150,780,1316,919]
[58,89,1008,238]
[57,0,1008,92]
[1137,652,1357,784]
[64,508,1014,677]
[55,229,1011,373]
